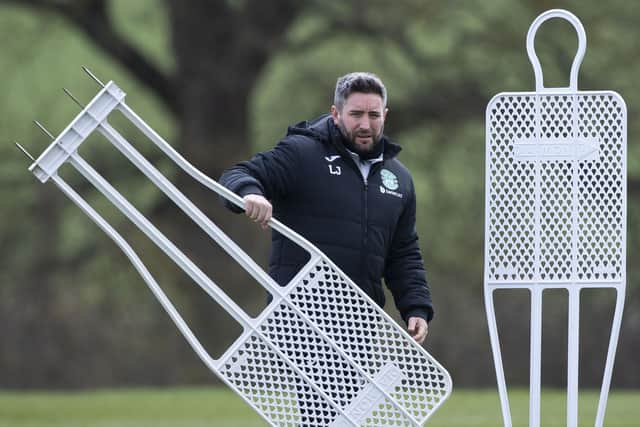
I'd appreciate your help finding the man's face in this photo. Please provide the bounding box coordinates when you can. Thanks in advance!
[331,93,388,154]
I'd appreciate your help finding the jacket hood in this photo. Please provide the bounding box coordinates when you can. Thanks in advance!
[286,114,402,160]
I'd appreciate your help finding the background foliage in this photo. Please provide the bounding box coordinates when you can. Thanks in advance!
[0,0,638,389]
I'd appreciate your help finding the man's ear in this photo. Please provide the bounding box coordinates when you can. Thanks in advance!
[330,105,340,124]
[383,107,389,121]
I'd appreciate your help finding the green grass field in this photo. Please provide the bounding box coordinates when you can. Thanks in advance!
[0,387,637,427]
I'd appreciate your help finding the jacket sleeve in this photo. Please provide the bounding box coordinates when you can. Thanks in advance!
[218,137,300,212]
[384,179,434,323]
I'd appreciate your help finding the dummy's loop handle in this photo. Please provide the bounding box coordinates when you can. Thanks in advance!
[526,9,586,92]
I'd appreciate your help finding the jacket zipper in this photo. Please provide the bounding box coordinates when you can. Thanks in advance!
[361,178,368,288]
[363,179,368,248]
[342,152,384,298]
[360,162,383,296]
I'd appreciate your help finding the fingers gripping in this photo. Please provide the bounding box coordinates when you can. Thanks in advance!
[408,316,429,344]
[243,194,272,229]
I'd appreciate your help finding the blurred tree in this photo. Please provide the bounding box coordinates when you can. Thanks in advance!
[1,0,639,389]
[0,0,310,388]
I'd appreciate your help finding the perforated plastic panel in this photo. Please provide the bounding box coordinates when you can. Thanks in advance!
[27,74,451,427]
[220,260,450,427]
[484,9,627,427]
[486,93,626,284]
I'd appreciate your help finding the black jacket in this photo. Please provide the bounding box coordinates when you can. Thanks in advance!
[219,114,433,322]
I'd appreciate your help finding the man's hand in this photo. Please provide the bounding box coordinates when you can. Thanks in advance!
[243,194,272,229]
[407,316,428,344]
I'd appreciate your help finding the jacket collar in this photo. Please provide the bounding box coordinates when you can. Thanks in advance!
[286,114,402,160]
[323,115,401,160]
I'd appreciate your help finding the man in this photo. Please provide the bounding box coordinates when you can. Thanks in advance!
[220,72,432,344]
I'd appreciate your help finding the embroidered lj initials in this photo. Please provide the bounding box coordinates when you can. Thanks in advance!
[328,165,342,175]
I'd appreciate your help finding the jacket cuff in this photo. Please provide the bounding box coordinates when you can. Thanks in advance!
[221,184,264,213]
[403,306,433,324]
[236,184,264,198]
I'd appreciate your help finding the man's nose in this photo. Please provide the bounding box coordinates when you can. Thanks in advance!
[358,118,371,130]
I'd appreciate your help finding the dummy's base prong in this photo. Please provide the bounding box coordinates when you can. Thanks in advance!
[33,120,55,140]
[63,88,84,109]
[82,66,105,88]
[15,141,35,161]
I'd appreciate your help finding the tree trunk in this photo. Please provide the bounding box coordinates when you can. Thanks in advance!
[159,1,300,368]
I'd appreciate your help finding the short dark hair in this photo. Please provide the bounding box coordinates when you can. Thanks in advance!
[333,72,387,110]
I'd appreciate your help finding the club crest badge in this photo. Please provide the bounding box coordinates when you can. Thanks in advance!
[380,169,399,190]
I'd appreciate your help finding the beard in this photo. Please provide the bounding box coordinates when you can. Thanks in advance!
[336,121,384,160]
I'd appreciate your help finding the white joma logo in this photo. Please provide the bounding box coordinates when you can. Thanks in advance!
[325,155,340,162]
[329,165,342,175]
